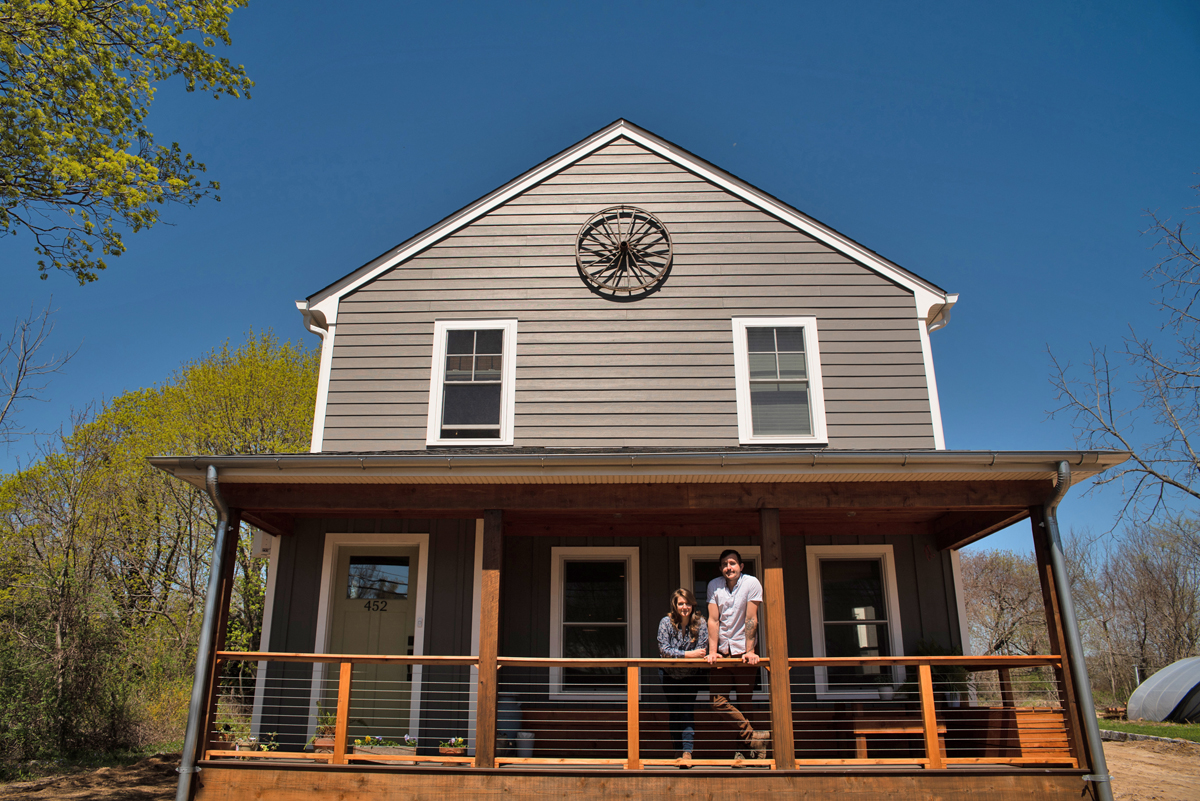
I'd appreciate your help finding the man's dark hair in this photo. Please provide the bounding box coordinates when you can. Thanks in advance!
[718,549,743,566]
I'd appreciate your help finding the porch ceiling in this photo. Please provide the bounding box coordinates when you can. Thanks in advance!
[149,449,1125,551]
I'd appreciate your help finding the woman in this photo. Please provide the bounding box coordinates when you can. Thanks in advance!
[657,588,708,767]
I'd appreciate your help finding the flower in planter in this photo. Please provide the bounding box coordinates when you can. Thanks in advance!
[439,736,466,749]
[404,734,417,746]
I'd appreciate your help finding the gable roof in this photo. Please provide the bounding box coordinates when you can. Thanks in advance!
[300,119,958,329]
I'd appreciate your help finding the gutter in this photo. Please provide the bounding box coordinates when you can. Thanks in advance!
[176,467,233,801]
[148,448,1123,474]
[1042,461,1113,801]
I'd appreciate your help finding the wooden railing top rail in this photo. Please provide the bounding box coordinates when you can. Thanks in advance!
[787,655,1063,669]
[214,650,1063,669]
[214,651,478,665]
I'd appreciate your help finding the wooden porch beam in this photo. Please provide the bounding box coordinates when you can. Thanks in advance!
[475,510,503,769]
[200,508,241,760]
[759,508,795,769]
[241,510,294,537]
[1030,508,1089,768]
[221,480,1050,515]
[933,509,1030,551]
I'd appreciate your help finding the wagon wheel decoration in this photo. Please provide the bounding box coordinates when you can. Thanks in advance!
[575,206,673,295]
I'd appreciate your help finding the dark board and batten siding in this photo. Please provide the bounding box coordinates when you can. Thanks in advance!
[322,137,936,451]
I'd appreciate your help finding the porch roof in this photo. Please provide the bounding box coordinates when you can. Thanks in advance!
[149,447,1127,488]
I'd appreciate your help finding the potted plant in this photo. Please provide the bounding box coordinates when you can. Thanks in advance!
[352,734,417,765]
[307,705,339,753]
[439,736,467,756]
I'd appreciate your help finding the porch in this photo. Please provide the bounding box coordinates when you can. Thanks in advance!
[150,449,1122,800]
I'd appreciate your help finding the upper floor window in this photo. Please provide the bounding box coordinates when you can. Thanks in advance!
[425,320,517,446]
[731,317,828,444]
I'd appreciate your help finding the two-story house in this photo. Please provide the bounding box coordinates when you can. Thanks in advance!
[154,120,1122,801]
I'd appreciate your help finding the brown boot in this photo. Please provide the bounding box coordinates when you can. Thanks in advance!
[749,731,771,761]
[678,751,692,770]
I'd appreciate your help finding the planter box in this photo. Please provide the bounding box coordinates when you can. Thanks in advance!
[439,746,467,757]
[352,745,417,765]
[311,736,336,754]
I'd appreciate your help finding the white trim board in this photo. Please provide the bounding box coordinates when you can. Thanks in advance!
[308,531,431,743]
[300,120,957,329]
[250,532,281,738]
[466,519,483,755]
[549,546,641,700]
[805,544,906,700]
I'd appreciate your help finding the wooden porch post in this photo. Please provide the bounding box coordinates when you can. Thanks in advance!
[759,508,795,769]
[475,510,503,768]
[1030,507,1089,766]
[199,508,242,760]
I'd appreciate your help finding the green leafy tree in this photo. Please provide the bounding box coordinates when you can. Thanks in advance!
[0,331,316,760]
[0,0,253,282]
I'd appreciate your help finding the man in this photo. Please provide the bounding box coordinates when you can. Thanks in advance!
[705,549,769,760]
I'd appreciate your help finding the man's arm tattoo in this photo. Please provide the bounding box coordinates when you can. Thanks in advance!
[745,617,757,648]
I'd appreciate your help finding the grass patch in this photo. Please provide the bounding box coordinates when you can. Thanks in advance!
[1097,718,1200,743]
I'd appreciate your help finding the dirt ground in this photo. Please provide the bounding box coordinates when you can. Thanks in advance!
[0,740,1196,800]
[1106,738,1200,801]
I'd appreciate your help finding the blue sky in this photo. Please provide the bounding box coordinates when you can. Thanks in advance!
[1,1,1198,551]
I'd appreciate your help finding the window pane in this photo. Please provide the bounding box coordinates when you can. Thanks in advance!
[563,561,626,622]
[563,625,625,688]
[475,329,503,354]
[443,383,501,425]
[775,327,805,353]
[440,427,500,439]
[446,330,475,355]
[746,327,776,353]
[777,352,807,379]
[445,354,473,381]
[820,559,886,622]
[748,353,777,380]
[825,622,891,685]
[347,556,409,600]
[749,382,811,435]
[473,354,503,381]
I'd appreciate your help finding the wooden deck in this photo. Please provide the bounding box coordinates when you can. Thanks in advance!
[192,761,1091,801]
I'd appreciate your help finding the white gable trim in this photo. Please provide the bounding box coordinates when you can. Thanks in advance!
[303,120,957,327]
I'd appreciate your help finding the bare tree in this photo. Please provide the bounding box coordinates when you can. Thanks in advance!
[1049,183,1200,522]
[961,549,1050,656]
[0,304,74,445]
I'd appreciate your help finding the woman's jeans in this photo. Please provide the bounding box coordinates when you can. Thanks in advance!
[659,672,702,754]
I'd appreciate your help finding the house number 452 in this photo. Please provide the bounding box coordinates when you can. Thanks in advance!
[362,600,388,612]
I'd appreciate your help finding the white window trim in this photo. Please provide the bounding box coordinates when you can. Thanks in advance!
[549,546,641,700]
[426,319,518,446]
[731,316,828,445]
[806,544,905,700]
[678,546,767,701]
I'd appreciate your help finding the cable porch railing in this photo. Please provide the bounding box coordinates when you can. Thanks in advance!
[201,652,1078,770]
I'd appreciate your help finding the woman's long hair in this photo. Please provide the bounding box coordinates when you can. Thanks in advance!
[668,588,701,641]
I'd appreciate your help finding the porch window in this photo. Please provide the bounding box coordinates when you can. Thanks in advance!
[806,545,905,698]
[731,317,828,444]
[550,547,641,697]
[425,319,517,445]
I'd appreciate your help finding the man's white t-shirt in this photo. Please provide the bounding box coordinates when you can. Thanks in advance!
[706,573,763,656]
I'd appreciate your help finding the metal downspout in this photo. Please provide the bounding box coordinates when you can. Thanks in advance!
[175,466,232,801]
[1043,461,1113,801]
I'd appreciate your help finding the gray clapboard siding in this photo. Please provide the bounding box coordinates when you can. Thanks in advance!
[321,138,937,451]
